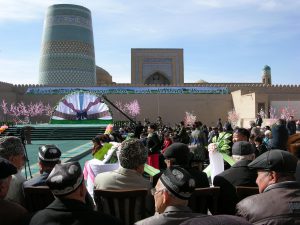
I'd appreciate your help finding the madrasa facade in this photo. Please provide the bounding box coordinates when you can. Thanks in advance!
[0,4,300,127]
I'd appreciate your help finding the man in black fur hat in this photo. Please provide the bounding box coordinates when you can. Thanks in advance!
[24,144,61,187]
[135,166,207,225]
[29,162,121,225]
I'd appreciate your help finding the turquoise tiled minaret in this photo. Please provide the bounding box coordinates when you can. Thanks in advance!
[262,65,272,85]
[39,4,96,86]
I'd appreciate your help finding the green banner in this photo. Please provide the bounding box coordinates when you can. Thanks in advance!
[27,86,230,95]
[144,164,160,176]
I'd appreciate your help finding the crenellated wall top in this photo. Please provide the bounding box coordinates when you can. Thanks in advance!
[0,81,14,87]
[0,82,297,89]
[0,82,298,93]
[13,84,47,88]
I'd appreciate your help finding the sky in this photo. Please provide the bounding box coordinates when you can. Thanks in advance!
[0,0,300,85]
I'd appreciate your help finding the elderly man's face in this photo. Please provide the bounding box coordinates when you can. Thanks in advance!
[10,153,25,171]
[256,171,272,193]
[152,180,167,213]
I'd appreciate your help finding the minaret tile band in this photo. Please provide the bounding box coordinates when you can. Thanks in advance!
[39,4,96,86]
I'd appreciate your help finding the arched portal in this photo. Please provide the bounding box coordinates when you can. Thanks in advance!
[144,72,171,85]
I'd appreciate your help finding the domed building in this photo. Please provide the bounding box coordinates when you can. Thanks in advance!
[195,79,209,84]
[96,66,114,85]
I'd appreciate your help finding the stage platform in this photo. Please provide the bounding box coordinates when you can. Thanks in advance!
[13,123,107,128]
[3,124,107,140]
[22,139,93,179]
[1,124,108,178]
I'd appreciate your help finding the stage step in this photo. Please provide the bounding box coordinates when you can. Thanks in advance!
[1,126,106,140]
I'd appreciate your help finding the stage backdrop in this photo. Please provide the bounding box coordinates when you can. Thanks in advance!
[50,92,112,124]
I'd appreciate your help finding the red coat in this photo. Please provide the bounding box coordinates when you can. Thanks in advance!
[162,138,172,153]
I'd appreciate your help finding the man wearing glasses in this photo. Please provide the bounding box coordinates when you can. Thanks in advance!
[135,166,206,225]
[236,150,300,224]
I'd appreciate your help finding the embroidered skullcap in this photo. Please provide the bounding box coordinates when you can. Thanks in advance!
[0,136,24,159]
[38,145,61,162]
[0,157,17,179]
[119,138,147,169]
[160,166,195,200]
[46,161,83,196]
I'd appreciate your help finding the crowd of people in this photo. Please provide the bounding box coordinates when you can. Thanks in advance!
[1,115,300,225]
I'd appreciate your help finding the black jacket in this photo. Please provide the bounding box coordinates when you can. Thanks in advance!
[23,173,95,211]
[23,173,49,187]
[187,167,210,188]
[269,124,289,150]
[29,198,122,225]
[134,124,144,138]
[146,132,161,154]
[213,160,257,215]
[287,120,297,136]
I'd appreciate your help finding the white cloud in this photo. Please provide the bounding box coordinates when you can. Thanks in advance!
[0,0,129,23]
[82,0,129,15]
[1,0,299,39]
[192,0,222,8]
[88,0,300,44]
[257,0,300,11]
[192,0,300,11]
[0,0,49,22]
[1,0,300,23]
